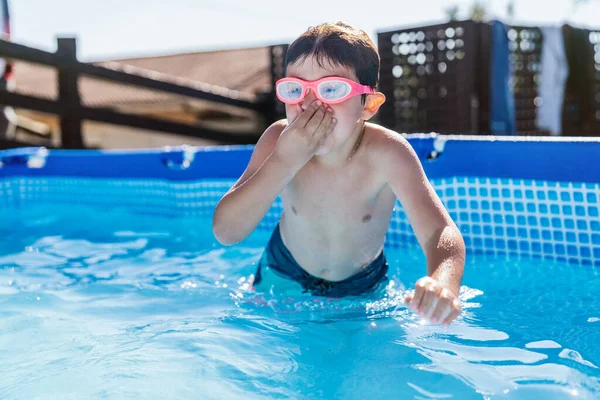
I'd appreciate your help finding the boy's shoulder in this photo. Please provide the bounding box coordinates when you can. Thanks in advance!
[364,123,414,160]
[364,122,403,142]
[363,123,426,180]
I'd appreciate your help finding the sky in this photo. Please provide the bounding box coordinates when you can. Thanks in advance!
[9,0,600,61]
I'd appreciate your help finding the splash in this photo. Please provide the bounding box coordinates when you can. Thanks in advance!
[228,276,482,324]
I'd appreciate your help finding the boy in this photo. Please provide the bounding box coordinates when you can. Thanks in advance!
[213,22,465,326]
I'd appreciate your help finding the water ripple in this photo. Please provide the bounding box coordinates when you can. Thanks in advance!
[0,207,599,399]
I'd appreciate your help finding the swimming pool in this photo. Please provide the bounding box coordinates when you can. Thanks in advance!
[1,135,599,399]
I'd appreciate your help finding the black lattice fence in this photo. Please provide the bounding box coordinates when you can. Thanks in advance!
[562,26,600,136]
[507,25,546,136]
[378,21,486,135]
[377,20,600,136]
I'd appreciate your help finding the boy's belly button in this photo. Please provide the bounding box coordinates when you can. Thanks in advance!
[362,214,372,223]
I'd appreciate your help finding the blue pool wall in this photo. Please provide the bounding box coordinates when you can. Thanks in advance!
[1,134,599,266]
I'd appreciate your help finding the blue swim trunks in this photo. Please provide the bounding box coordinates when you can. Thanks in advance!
[254,223,389,297]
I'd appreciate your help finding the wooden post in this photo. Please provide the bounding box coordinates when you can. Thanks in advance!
[57,37,84,149]
[264,44,288,127]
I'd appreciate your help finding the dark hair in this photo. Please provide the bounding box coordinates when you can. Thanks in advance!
[284,22,380,103]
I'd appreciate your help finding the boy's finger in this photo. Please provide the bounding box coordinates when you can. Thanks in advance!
[312,109,333,139]
[410,282,426,312]
[317,119,336,146]
[287,104,303,124]
[317,127,332,147]
[442,309,459,326]
[442,299,461,326]
[430,289,452,323]
[434,303,452,324]
[416,281,438,317]
[295,100,322,126]
[421,289,439,319]
[325,117,337,137]
[305,105,326,132]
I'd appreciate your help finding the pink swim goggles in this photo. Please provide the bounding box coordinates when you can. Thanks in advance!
[275,76,375,105]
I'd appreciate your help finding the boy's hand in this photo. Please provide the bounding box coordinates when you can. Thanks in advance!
[273,96,337,172]
[404,277,461,326]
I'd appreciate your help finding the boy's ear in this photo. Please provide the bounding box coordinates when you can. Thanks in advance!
[361,92,386,120]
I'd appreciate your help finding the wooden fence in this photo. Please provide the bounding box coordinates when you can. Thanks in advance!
[0,37,278,149]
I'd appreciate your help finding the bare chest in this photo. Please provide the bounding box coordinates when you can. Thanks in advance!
[281,162,389,225]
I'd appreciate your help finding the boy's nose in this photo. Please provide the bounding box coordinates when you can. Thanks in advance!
[300,89,318,110]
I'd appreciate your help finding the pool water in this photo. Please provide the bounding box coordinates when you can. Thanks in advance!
[1,205,599,399]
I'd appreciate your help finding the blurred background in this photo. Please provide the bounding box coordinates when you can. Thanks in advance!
[0,0,598,150]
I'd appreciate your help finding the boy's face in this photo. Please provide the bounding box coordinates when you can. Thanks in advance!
[285,56,368,155]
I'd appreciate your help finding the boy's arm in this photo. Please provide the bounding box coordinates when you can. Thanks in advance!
[377,131,465,325]
[212,100,335,245]
[212,120,291,245]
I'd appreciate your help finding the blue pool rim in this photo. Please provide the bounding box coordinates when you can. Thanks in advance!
[1,134,600,183]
